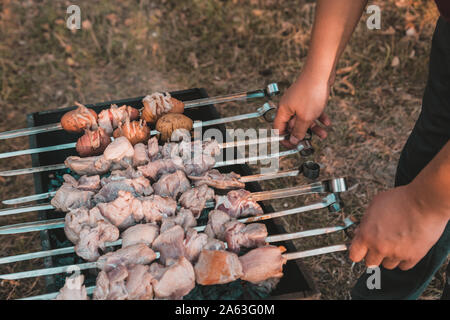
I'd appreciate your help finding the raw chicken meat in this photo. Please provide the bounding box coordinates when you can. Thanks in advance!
[224,221,267,253]
[64,207,119,261]
[194,250,243,285]
[93,265,129,300]
[62,174,101,192]
[51,182,95,212]
[160,208,197,233]
[125,264,154,300]
[94,176,153,203]
[204,210,231,240]
[103,136,135,170]
[98,104,139,135]
[65,156,111,176]
[131,195,177,223]
[97,243,157,271]
[189,169,245,190]
[153,170,190,199]
[121,223,160,248]
[215,189,263,218]
[203,237,227,251]
[151,256,195,299]
[132,143,150,167]
[239,246,287,284]
[55,274,89,300]
[147,137,160,160]
[137,157,184,181]
[179,184,214,218]
[97,191,135,228]
[152,225,185,266]
[183,228,208,263]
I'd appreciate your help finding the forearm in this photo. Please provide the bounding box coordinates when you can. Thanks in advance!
[409,140,450,219]
[302,0,368,85]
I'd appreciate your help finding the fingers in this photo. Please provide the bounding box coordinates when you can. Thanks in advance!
[349,233,368,263]
[310,123,328,139]
[382,257,401,270]
[364,250,384,268]
[289,117,311,145]
[273,105,293,137]
[318,113,331,127]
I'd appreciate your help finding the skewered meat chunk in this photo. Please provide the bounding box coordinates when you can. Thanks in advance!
[142,92,184,124]
[239,246,287,284]
[224,221,268,253]
[153,170,190,199]
[76,127,111,157]
[215,189,263,218]
[131,195,177,223]
[161,208,197,233]
[51,183,95,212]
[152,225,185,266]
[75,221,120,261]
[65,156,111,176]
[137,157,184,181]
[64,207,111,243]
[61,103,98,133]
[147,137,160,160]
[189,169,245,190]
[97,243,157,271]
[97,191,135,228]
[151,256,195,299]
[179,185,215,218]
[125,264,155,300]
[75,175,101,191]
[183,228,208,263]
[121,223,160,248]
[104,136,135,170]
[194,250,243,285]
[132,143,150,167]
[55,274,89,300]
[203,237,227,251]
[204,210,232,240]
[93,265,129,300]
[94,176,153,204]
[98,104,139,136]
[183,140,220,176]
[103,167,143,181]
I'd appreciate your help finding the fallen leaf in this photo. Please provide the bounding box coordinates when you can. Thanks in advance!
[391,56,400,67]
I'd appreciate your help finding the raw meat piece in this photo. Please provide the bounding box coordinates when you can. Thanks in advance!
[203,237,227,251]
[97,191,135,228]
[65,156,112,176]
[153,170,190,199]
[161,208,197,233]
[97,243,157,271]
[204,210,231,240]
[131,195,177,223]
[98,104,138,135]
[94,176,153,204]
[121,224,159,248]
[224,221,267,253]
[51,183,95,212]
[152,225,185,266]
[64,207,112,243]
[189,169,245,190]
[239,246,287,284]
[147,137,160,160]
[125,264,154,300]
[55,274,89,300]
[183,228,208,263]
[137,157,184,181]
[132,143,150,167]
[75,221,120,261]
[179,184,214,218]
[151,256,195,299]
[103,136,135,168]
[93,265,129,300]
[194,250,243,285]
[215,189,263,218]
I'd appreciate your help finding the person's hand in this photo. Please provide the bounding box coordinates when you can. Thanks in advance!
[273,70,332,149]
[349,185,448,270]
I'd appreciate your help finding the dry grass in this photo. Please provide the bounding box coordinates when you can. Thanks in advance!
[0,0,447,299]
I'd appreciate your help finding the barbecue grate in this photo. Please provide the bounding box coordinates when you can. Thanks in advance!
[21,88,320,299]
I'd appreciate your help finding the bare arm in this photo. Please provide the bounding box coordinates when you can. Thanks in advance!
[274,0,368,146]
[350,141,450,270]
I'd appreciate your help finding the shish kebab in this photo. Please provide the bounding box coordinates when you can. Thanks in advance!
[0,83,279,141]
[20,243,349,301]
[0,91,279,160]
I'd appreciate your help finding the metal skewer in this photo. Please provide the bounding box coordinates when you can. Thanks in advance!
[0,84,279,141]
[0,216,353,280]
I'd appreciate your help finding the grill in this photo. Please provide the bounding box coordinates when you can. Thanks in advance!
[0,86,353,300]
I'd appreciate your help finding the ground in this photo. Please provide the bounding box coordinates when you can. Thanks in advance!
[0,0,448,299]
